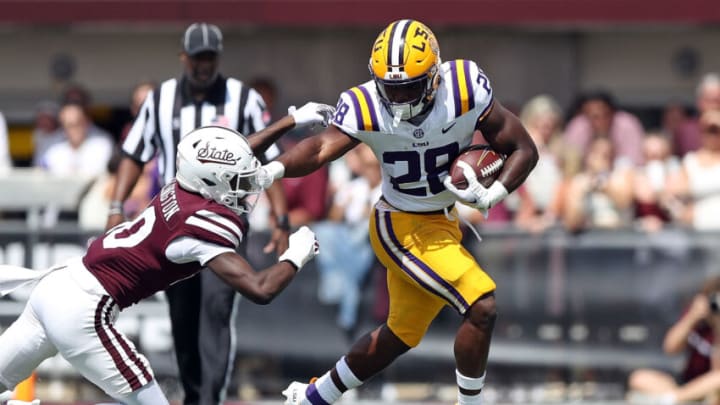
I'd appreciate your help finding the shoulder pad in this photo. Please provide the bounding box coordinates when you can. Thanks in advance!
[333,84,381,134]
[444,60,494,119]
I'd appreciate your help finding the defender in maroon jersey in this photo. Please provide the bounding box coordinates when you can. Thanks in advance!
[0,123,326,405]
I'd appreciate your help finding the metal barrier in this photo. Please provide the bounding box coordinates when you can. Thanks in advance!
[0,223,714,387]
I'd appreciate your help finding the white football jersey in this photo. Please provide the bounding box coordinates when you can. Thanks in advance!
[332,59,494,212]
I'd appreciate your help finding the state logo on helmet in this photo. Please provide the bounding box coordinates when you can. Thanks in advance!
[369,19,441,122]
[176,126,262,214]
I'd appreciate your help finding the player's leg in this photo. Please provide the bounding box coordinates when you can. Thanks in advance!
[115,379,169,405]
[0,303,57,393]
[284,275,437,405]
[376,208,497,405]
[197,269,239,405]
[283,208,448,404]
[454,292,496,404]
[165,275,202,405]
[38,265,168,405]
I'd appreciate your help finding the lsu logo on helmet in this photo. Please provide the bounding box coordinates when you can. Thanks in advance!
[369,19,441,121]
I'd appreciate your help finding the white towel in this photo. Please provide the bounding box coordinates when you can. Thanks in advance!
[0,264,58,297]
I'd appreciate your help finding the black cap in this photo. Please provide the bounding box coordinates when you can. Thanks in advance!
[183,23,223,56]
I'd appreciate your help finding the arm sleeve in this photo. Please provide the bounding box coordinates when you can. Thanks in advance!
[165,236,236,266]
[182,208,246,250]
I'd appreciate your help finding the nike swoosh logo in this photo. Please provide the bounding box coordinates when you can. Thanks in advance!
[441,122,456,133]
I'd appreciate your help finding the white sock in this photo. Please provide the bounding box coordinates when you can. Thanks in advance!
[335,356,362,389]
[456,370,485,405]
[458,391,482,405]
[313,372,342,404]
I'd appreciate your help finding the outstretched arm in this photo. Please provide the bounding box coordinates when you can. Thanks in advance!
[247,115,295,155]
[207,252,296,305]
[206,226,318,305]
[247,102,335,155]
[274,125,360,179]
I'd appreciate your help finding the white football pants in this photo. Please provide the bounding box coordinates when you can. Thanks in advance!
[0,258,168,404]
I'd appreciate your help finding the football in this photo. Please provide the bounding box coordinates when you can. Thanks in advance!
[449,144,504,189]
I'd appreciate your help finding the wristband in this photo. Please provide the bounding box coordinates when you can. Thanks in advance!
[276,214,290,231]
[486,181,509,207]
[108,200,124,216]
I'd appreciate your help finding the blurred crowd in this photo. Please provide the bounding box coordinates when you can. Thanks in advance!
[2,72,720,341]
[5,73,720,234]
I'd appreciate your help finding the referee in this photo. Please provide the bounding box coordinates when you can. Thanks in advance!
[107,23,291,405]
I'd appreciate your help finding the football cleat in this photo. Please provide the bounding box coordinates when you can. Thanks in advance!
[282,381,312,405]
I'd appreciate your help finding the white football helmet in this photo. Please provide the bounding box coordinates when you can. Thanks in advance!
[176,126,262,214]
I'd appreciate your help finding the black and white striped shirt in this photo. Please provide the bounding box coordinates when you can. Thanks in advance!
[122,75,279,186]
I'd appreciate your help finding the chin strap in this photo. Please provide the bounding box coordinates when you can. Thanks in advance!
[392,110,402,127]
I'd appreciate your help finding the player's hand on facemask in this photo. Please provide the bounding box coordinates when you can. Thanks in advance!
[278,226,320,271]
[443,162,508,211]
[289,102,336,128]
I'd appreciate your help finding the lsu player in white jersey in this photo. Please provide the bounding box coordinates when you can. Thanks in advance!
[259,19,538,405]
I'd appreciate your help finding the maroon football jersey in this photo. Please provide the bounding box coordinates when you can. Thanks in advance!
[83,182,247,308]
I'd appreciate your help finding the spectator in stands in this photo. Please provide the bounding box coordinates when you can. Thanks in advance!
[36,103,113,227]
[250,76,279,124]
[39,103,113,177]
[628,276,720,405]
[121,81,156,142]
[119,81,159,216]
[31,101,62,167]
[514,94,575,233]
[664,110,720,230]
[563,90,645,166]
[0,111,11,171]
[672,73,720,157]
[314,144,381,341]
[562,137,634,232]
[280,133,330,227]
[662,103,690,140]
[633,132,681,233]
[61,83,92,114]
[79,82,159,230]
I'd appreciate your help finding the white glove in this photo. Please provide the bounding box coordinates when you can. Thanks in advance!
[256,161,285,189]
[279,226,320,271]
[443,161,508,211]
[289,102,336,128]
